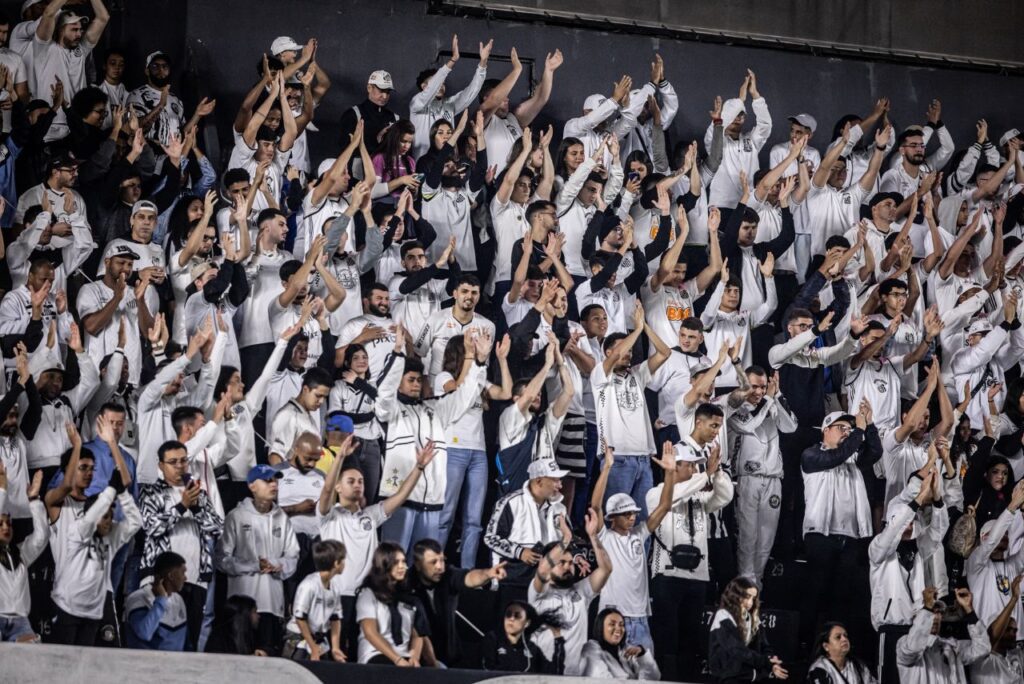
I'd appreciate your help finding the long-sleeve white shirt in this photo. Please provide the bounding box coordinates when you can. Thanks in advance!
[705,98,772,208]
[409,63,487,160]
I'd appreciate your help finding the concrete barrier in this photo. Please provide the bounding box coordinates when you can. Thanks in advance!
[0,642,321,683]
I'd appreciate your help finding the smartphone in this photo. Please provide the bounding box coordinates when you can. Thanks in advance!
[627,171,641,184]
[181,473,192,487]
[413,173,425,184]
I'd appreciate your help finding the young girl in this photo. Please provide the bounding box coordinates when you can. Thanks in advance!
[372,120,419,198]
[707,576,788,682]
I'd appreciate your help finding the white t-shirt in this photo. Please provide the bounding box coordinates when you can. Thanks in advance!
[77,280,143,386]
[414,310,495,379]
[592,362,656,456]
[238,249,290,348]
[318,502,388,596]
[433,372,490,451]
[597,525,651,617]
[529,577,597,676]
[32,35,94,141]
[337,314,396,385]
[484,113,523,176]
[497,405,567,463]
[355,588,417,663]
[275,464,325,537]
[269,298,324,368]
[490,195,529,285]
[287,572,342,649]
[641,279,699,351]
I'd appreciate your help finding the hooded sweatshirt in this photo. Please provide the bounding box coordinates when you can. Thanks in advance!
[215,497,299,618]
[705,97,773,208]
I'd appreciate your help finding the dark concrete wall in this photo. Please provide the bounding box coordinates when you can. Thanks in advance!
[182,0,1023,169]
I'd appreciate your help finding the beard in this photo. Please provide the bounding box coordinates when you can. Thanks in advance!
[150,74,171,88]
[552,570,579,589]
[441,173,466,188]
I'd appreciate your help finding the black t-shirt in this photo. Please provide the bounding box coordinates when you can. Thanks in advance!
[410,567,470,664]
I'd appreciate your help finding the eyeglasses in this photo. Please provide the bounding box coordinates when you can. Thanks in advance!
[505,609,525,619]
[162,458,188,466]
[829,424,852,434]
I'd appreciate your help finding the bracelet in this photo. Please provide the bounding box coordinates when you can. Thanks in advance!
[875,144,886,151]
[417,465,426,472]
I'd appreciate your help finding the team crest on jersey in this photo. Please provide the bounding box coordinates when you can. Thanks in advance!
[569,590,582,603]
[768,494,781,509]
[997,574,1011,595]
[630,537,643,557]
[273,526,282,538]
[873,379,888,393]
[744,461,761,474]
[359,516,373,531]
[614,377,641,410]
[743,139,753,153]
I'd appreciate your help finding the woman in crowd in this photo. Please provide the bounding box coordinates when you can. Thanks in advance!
[480,600,565,673]
[580,607,661,679]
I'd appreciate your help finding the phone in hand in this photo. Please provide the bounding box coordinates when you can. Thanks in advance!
[181,473,192,487]
[627,171,641,184]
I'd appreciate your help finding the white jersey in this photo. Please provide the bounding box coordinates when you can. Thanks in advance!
[318,502,388,596]
[597,525,651,617]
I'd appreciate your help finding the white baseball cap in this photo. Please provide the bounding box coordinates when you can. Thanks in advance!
[788,113,817,134]
[131,200,158,218]
[999,128,1021,148]
[583,94,606,112]
[21,0,44,15]
[820,411,855,431]
[674,443,704,463]
[317,157,336,178]
[605,493,641,518]
[966,319,993,336]
[528,459,569,480]
[368,70,394,91]
[270,36,303,56]
[58,11,89,27]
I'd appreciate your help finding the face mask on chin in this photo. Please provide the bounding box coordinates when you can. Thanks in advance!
[441,173,465,188]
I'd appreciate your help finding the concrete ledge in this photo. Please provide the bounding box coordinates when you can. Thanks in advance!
[0,642,321,684]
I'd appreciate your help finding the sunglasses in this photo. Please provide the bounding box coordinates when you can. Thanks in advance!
[505,609,525,619]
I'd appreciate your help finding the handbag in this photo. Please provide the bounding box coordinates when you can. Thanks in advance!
[948,498,980,558]
[652,499,704,571]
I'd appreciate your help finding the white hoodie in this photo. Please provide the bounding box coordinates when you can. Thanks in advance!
[896,607,990,684]
[0,495,48,617]
[215,498,299,618]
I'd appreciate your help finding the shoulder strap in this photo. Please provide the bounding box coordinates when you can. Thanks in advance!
[352,105,362,121]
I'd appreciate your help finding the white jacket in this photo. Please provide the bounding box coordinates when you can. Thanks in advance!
[409,63,486,160]
[728,396,798,479]
[580,639,661,680]
[51,488,141,619]
[868,486,948,629]
[966,508,1024,629]
[896,607,990,684]
[484,478,567,565]
[215,498,299,618]
[0,496,48,617]
[705,97,772,208]
[768,329,859,370]
[374,354,485,506]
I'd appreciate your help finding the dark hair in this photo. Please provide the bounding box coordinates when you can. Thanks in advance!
[412,538,443,565]
[590,252,610,272]
[824,235,851,251]
[302,368,333,391]
[362,541,408,603]
[29,257,55,274]
[256,55,285,77]
[60,446,95,471]
[255,125,278,143]
[720,576,760,643]
[746,365,768,377]
[279,260,303,283]
[207,595,258,655]
[0,10,11,26]
[897,128,925,146]
[555,136,584,178]
[403,357,425,376]
[740,207,760,226]
[154,551,187,577]
[165,194,203,252]
[416,68,438,89]
[368,281,390,297]
[580,304,607,321]
[427,118,454,151]
[623,150,652,177]
[879,278,908,297]
[214,365,239,402]
[223,168,251,192]
[70,87,108,121]
[257,208,286,226]
[680,317,704,333]
[380,120,417,180]
[341,343,370,381]
[695,402,725,421]
[98,402,127,417]
[313,540,347,571]
[441,335,466,377]
[526,200,556,224]
[454,273,481,291]
[786,307,815,325]
[478,78,500,103]
[400,240,425,259]
[863,320,887,334]
[602,332,629,355]
[593,607,627,655]
[158,440,187,462]
[171,406,204,436]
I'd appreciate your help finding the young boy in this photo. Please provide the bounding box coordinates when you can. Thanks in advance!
[284,539,347,661]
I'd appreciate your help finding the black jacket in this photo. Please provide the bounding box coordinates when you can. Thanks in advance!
[481,631,563,674]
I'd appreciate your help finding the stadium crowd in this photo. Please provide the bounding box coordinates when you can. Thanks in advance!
[1,1,1024,682]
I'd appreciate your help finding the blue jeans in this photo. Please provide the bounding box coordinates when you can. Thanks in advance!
[0,615,34,641]
[198,538,217,651]
[381,506,441,557]
[602,453,654,520]
[624,616,654,653]
[438,447,488,568]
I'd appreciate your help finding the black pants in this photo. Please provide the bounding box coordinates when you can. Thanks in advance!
[341,595,359,661]
[770,272,800,329]
[651,574,707,682]
[707,536,738,599]
[350,438,383,506]
[179,582,207,652]
[878,624,911,684]
[800,533,867,644]
[775,425,820,560]
[256,612,283,657]
[50,607,101,646]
